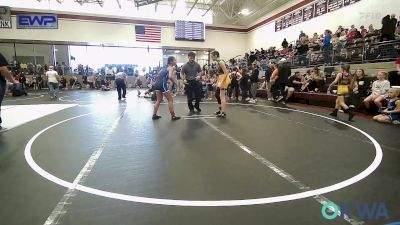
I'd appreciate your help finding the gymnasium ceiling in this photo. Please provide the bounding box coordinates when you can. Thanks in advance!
[156,0,292,26]
[20,0,293,27]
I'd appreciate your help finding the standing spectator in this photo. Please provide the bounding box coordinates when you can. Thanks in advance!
[0,53,18,130]
[264,62,274,101]
[299,31,306,40]
[296,38,309,66]
[32,73,38,90]
[389,14,398,40]
[364,71,391,111]
[322,30,333,66]
[249,62,259,104]
[240,68,250,102]
[381,15,392,41]
[176,66,184,95]
[282,38,289,49]
[37,74,43,90]
[87,74,94,89]
[46,65,60,99]
[228,67,241,101]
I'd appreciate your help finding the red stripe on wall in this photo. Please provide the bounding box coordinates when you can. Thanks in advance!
[11,1,317,33]
[248,0,315,31]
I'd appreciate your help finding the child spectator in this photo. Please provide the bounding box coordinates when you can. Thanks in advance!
[364,71,391,111]
[373,88,400,123]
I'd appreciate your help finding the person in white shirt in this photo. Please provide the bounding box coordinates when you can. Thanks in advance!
[364,71,391,110]
[115,69,127,100]
[46,65,60,99]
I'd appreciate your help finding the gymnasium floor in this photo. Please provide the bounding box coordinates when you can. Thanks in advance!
[0,90,399,225]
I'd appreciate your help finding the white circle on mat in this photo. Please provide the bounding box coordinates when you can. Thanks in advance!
[24,103,383,207]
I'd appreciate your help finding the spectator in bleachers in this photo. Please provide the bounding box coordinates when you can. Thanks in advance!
[373,88,400,123]
[381,15,392,41]
[396,26,400,39]
[360,26,368,37]
[349,69,368,110]
[308,67,325,92]
[322,30,333,66]
[284,72,305,104]
[390,14,398,40]
[282,38,289,49]
[364,71,391,111]
[311,32,319,43]
[335,25,344,36]
[299,31,306,40]
[368,24,376,33]
[297,39,310,67]
[328,64,355,121]
[347,27,357,41]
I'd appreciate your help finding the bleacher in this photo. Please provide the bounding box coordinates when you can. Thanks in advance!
[256,62,400,110]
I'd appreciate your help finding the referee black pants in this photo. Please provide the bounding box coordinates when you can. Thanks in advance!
[116,79,126,100]
[186,80,201,111]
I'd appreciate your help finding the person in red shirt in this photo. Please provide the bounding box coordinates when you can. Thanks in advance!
[360,26,368,37]
[347,28,357,41]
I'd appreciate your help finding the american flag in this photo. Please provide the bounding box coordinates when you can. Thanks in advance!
[135,25,161,43]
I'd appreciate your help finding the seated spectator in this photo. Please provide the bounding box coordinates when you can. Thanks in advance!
[336,25,344,36]
[373,88,400,123]
[360,25,368,36]
[284,72,305,104]
[308,67,325,92]
[312,33,319,42]
[396,26,400,39]
[364,71,391,111]
[339,31,347,42]
[368,24,376,33]
[347,28,357,41]
[349,69,369,109]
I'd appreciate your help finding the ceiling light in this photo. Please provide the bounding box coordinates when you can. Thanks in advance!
[174,50,180,53]
[239,8,250,16]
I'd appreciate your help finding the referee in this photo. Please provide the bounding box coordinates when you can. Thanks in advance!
[181,52,203,115]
